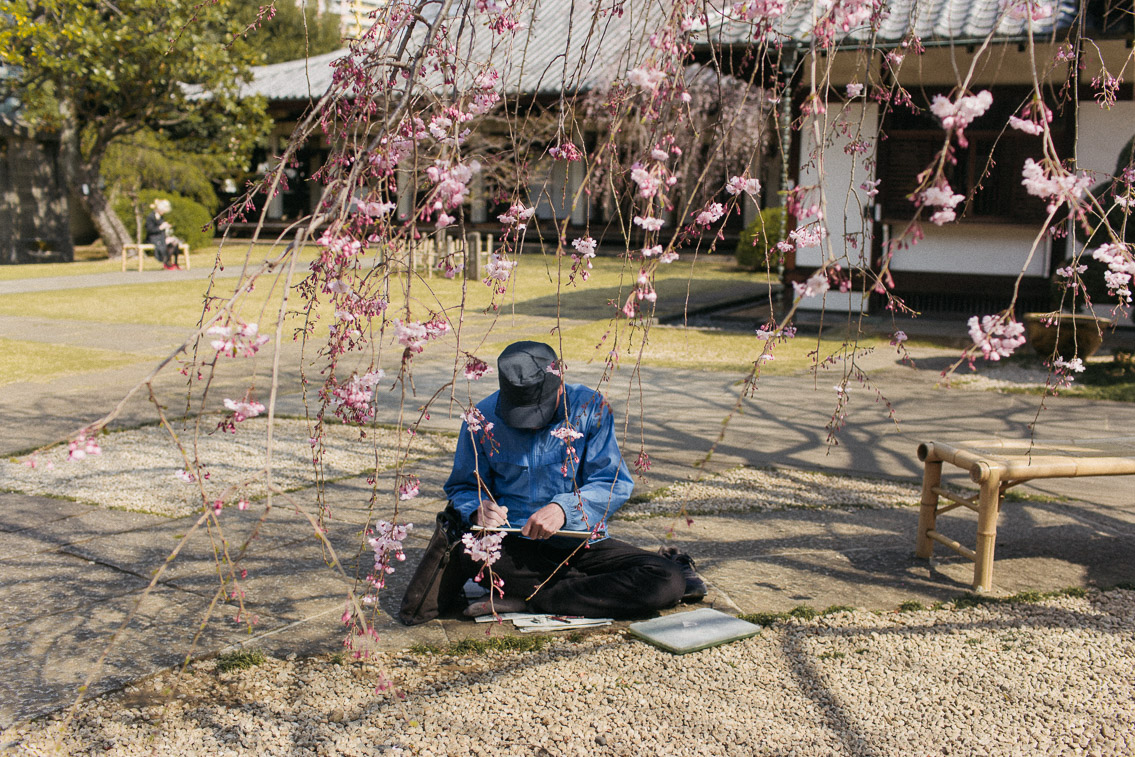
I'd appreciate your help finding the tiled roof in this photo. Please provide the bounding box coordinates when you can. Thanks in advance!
[241,1,671,102]
[701,0,1082,49]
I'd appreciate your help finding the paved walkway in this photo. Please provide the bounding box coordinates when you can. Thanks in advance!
[3,268,1135,728]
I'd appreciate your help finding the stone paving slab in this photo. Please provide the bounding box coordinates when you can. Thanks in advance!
[0,583,277,727]
[0,550,153,632]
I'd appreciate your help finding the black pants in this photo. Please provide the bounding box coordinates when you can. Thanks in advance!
[470,535,685,619]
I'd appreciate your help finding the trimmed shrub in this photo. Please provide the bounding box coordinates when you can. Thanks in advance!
[114,189,215,251]
[735,206,785,271]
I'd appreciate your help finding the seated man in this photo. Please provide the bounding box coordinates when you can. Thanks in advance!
[444,341,705,619]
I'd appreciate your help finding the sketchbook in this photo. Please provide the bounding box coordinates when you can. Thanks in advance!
[628,608,760,654]
[472,612,613,631]
[471,526,594,538]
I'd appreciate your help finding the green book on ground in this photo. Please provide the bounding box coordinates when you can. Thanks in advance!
[628,608,761,654]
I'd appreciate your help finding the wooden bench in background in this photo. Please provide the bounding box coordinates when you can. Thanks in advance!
[916,437,1135,592]
[121,243,191,272]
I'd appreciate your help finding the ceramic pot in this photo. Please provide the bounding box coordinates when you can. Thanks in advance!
[1023,312,1113,360]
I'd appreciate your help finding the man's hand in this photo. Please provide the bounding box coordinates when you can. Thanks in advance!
[521,503,566,540]
[474,501,509,529]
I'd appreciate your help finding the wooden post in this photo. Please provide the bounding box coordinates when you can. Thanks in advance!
[915,458,942,559]
[972,470,1002,592]
[465,232,480,279]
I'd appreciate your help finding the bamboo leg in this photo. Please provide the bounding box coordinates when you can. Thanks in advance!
[972,473,1002,592]
[915,459,942,558]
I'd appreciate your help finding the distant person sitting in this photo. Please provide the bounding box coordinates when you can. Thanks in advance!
[144,198,185,270]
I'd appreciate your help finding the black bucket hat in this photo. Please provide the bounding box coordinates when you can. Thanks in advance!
[495,341,562,430]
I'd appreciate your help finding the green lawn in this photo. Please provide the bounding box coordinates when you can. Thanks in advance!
[0,337,151,385]
[0,249,904,376]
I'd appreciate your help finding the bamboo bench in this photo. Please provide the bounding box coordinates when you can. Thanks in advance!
[121,243,191,272]
[916,437,1135,592]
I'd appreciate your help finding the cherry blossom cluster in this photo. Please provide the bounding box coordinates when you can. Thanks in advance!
[393,317,449,353]
[326,370,385,425]
[725,175,762,197]
[460,407,494,433]
[398,476,420,501]
[208,322,270,358]
[550,426,584,443]
[483,253,517,290]
[967,315,1027,361]
[426,159,481,227]
[1008,102,1052,136]
[569,237,597,282]
[929,89,992,146]
[1092,243,1135,305]
[497,202,535,227]
[463,355,492,380]
[218,396,266,433]
[1020,158,1093,215]
[68,432,102,461]
[368,521,412,591]
[793,270,832,300]
[476,0,525,34]
[694,202,726,227]
[730,0,787,24]
[462,530,504,568]
[919,182,966,225]
[549,142,583,161]
[1005,0,1054,21]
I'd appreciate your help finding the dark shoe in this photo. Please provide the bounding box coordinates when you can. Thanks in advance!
[659,547,707,603]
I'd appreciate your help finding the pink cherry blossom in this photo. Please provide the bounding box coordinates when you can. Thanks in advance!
[498,203,535,227]
[572,237,597,257]
[967,315,1026,361]
[551,426,584,442]
[483,253,517,284]
[208,322,270,358]
[327,370,385,424]
[398,477,420,500]
[223,397,266,423]
[463,356,493,380]
[634,216,665,231]
[725,176,762,197]
[369,521,413,590]
[695,203,726,226]
[627,67,666,91]
[1021,159,1092,213]
[68,432,101,461]
[462,531,504,566]
[793,271,831,299]
[460,407,494,433]
[549,142,583,161]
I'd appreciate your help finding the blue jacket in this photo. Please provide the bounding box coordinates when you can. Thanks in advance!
[444,384,634,543]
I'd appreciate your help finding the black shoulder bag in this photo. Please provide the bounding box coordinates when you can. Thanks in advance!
[397,503,470,625]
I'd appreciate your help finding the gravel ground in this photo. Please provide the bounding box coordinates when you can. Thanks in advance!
[621,467,921,517]
[0,420,456,517]
[5,590,1134,756]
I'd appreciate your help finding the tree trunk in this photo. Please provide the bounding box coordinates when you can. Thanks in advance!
[59,112,132,260]
[78,169,132,260]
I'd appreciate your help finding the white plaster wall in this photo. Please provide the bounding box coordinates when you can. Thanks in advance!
[1077,101,1135,181]
[795,102,878,270]
[795,102,878,311]
[887,223,1051,277]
